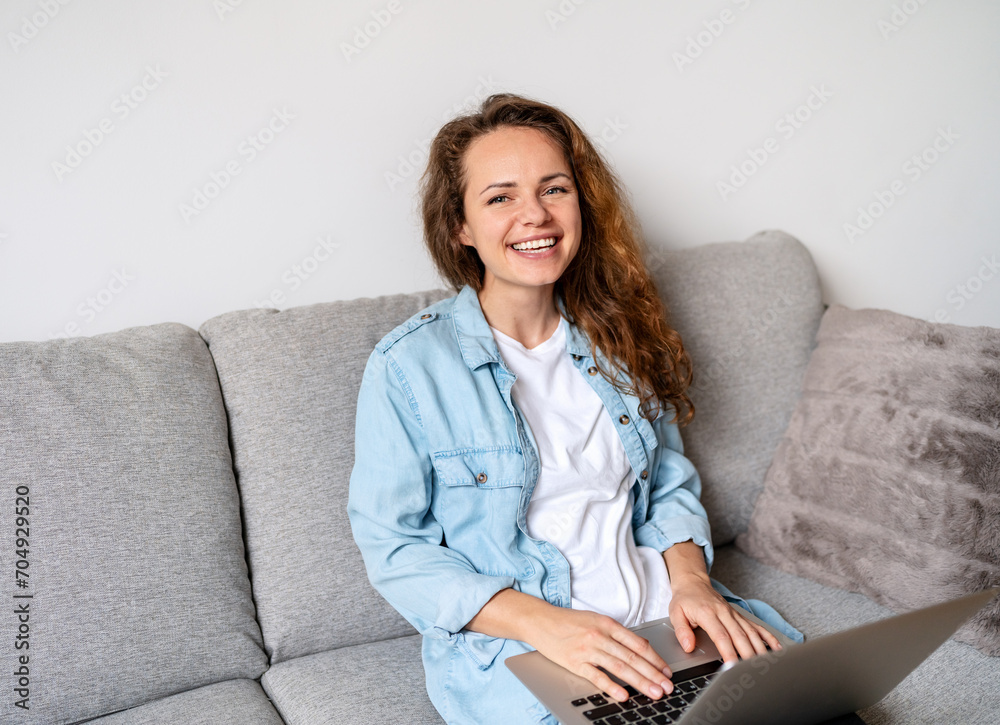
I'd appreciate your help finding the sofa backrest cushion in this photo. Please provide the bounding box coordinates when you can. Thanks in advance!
[649,230,824,544]
[0,324,267,723]
[200,292,448,664]
[200,231,821,659]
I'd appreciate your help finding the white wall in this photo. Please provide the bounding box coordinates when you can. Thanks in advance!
[2,0,998,343]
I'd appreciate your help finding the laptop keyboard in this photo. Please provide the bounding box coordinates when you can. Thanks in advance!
[570,667,719,724]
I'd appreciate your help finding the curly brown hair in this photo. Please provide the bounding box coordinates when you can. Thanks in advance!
[419,93,693,425]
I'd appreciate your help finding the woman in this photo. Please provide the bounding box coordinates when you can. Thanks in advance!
[348,94,798,724]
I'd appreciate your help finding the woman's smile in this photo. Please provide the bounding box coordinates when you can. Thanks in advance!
[510,235,558,253]
[458,125,582,302]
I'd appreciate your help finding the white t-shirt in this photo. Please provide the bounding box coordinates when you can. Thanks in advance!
[491,320,672,627]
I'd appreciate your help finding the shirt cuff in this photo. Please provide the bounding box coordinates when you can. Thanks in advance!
[634,514,715,570]
[431,573,516,638]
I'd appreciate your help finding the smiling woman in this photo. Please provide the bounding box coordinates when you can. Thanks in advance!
[419,95,694,423]
[456,126,582,347]
[347,94,799,725]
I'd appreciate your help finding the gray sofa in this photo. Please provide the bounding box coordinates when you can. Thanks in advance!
[1,231,996,724]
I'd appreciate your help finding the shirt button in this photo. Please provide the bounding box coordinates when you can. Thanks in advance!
[587,366,598,376]
[572,354,582,361]
[619,414,630,425]
[640,470,649,480]
[420,314,432,320]
[476,472,487,484]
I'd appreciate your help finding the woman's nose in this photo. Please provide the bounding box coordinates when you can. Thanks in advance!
[518,195,551,225]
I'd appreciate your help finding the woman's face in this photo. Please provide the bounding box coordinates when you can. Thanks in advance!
[458,126,582,300]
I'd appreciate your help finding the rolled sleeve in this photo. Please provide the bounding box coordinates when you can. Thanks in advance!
[633,414,715,570]
[435,571,514,637]
[347,349,513,638]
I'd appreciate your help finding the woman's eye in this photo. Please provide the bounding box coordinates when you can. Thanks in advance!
[544,186,568,196]
[487,195,509,205]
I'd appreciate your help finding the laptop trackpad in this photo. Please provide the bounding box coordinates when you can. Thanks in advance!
[635,619,722,670]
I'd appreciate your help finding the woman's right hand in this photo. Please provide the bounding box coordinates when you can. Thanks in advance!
[467,589,673,703]
[530,606,675,702]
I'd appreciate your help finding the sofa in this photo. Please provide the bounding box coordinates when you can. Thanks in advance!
[1,230,996,724]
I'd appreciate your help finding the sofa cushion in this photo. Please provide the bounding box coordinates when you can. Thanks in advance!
[199,292,449,664]
[261,634,442,724]
[737,305,1000,655]
[0,324,267,723]
[714,546,1000,725]
[85,679,284,724]
[648,230,825,545]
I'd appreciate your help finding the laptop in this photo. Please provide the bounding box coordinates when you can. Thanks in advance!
[506,587,998,725]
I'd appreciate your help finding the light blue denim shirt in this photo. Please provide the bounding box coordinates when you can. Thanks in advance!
[347,286,793,724]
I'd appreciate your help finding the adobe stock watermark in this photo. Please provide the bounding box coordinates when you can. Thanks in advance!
[179,106,295,223]
[878,0,930,40]
[843,126,959,244]
[7,0,73,54]
[673,0,752,72]
[51,64,168,182]
[341,0,403,62]
[214,0,247,21]
[539,498,585,545]
[48,267,136,339]
[716,84,833,202]
[590,117,628,154]
[699,290,799,384]
[546,0,588,30]
[931,253,998,324]
[685,647,787,725]
[252,234,341,309]
[384,75,498,192]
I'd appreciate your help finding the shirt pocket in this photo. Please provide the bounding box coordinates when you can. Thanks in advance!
[432,447,526,489]
[431,447,533,580]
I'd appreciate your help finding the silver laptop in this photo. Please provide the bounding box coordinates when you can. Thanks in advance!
[506,587,998,725]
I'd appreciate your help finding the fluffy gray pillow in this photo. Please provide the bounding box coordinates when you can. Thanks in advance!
[738,304,1000,655]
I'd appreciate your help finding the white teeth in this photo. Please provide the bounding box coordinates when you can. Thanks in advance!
[512,237,556,251]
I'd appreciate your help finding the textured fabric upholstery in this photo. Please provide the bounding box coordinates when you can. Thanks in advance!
[2,233,991,724]
[199,292,449,664]
[199,232,821,668]
[0,324,267,724]
[85,680,284,724]
[648,230,825,545]
[261,634,442,725]
[738,304,1000,654]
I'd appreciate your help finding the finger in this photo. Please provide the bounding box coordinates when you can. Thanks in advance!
[756,622,783,652]
[720,609,786,661]
[669,609,698,653]
[579,663,630,704]
[705,625,739,663]
[743,620,782,655]
[730,615,768,660]
[592,649,669,701]
[693,611,740,663]
[601,638,673,699]
[722,607,777,661]
[612,629,671,676]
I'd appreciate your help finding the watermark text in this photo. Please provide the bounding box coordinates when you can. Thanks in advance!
[878,0,930,39]
[843,126,958,244]
[253,235,341,309]
[716,84,833,201]
[932,254,998,323]
[51,65,168,182]
[341,0,403,62]
[179,107,295,223]
[7,0,73,54]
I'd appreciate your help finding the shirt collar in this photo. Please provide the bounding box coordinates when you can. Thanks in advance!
[452,285,593,370]
[453,285,503,370]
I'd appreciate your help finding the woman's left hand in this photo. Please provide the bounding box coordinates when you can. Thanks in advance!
[663,541,782,663]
